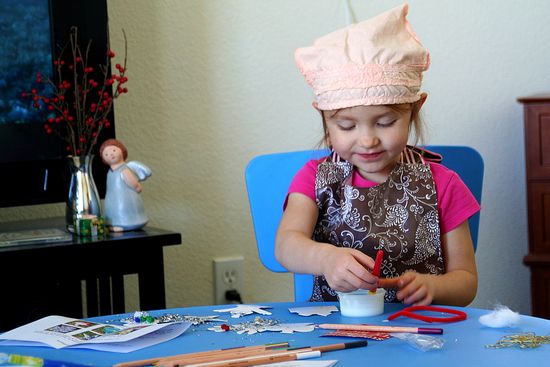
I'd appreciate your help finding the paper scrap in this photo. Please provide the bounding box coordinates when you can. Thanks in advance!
[265,323,316,334]
[288,306,339,317]
[213,305,272,318]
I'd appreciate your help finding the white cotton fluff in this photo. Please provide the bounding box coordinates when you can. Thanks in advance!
[478,305,521,328]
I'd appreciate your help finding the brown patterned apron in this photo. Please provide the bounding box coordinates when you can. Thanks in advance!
[310,147,445,302]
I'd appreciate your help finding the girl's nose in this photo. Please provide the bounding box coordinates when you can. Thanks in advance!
[358,133,379,148]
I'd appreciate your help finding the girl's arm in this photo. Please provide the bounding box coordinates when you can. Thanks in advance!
[379,220,478,306]
[275,192,377,292]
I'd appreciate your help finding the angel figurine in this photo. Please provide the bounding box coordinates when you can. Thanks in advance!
[99,139,152,232]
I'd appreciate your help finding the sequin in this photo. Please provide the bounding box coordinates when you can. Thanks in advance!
[486,332,550,349]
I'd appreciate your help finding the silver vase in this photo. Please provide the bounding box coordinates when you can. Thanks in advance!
[65,155,103,234]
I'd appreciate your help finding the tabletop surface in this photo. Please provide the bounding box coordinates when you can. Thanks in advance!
[0,302,548,367]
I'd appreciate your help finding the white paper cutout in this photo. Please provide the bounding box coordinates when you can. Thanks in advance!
[265,323,316,334]
[288,306,339,317]
[213,305,272,318]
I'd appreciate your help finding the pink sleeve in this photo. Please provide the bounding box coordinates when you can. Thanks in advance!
[284,159,319,209]
[431,162,481,235]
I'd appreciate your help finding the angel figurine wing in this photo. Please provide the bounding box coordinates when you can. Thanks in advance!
[126,161,152,181]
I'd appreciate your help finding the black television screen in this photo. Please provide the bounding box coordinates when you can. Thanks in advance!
[0,0,115,208]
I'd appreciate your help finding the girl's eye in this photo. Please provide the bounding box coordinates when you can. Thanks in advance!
[377,119,396,127]
[336,122,355,131]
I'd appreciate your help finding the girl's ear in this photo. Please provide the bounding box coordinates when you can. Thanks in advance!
[325,134,331,148]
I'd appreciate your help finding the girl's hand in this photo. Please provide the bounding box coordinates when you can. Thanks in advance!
[321,247,377,292]
[378,270,435,306]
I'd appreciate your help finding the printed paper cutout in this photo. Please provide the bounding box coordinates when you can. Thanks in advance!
[213,305,272,318]
[288,306,339,317]
[0,315,190,352]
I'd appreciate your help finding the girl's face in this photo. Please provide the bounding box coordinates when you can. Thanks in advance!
[101,145,124,166]
[323,104,412,183]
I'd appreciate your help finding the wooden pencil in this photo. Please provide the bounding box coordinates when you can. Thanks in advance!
[183,350,321,367]
[112,342,289,367]
[156,347,299,367]
[163,341,368,367]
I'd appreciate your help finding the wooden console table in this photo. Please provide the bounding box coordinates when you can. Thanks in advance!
[518,94,550,319]
[0,217,181,330]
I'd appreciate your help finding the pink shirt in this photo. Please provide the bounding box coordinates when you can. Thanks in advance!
[287,160,480,235]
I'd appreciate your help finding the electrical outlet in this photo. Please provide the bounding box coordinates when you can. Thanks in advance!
[213,256,244,304]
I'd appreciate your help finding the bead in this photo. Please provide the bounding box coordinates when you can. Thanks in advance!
[220,324,230,331]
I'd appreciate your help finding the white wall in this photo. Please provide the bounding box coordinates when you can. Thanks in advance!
[3,0,549,315]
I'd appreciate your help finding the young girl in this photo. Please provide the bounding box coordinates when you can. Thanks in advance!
[275,4,479,306]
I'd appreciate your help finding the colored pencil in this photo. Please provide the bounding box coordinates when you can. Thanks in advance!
[161,341,367,367]
[112,342,289,367]
[156,347,296,367]
[183,351,321,367]
[319,323,443,335]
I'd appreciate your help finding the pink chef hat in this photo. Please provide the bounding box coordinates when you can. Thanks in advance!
[295,3,430,110]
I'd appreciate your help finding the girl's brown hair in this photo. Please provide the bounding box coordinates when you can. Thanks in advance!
[318,101,425,148]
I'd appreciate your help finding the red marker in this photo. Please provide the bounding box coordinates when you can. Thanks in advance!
[372,250,383,277]
[369,250,384,293]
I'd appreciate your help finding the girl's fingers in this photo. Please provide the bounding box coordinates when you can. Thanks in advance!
[378,277,400,289]
[403,286,431,306]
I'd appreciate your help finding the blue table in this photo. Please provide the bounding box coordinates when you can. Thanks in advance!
[1,302,549,366]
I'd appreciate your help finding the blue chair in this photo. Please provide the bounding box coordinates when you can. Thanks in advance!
[245,146,484,301]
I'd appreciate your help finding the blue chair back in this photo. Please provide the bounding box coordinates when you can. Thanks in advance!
[245,146,483,301]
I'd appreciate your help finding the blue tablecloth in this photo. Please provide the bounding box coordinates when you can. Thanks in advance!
[0,302,548,366]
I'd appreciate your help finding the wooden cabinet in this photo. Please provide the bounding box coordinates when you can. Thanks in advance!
[518,95,550,319]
